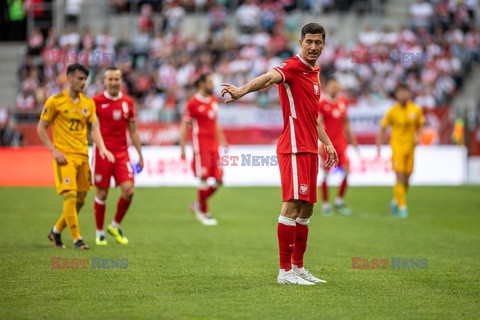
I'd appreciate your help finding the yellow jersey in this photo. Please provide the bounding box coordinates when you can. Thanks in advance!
[40,90,97,158]
[380,101,425,153]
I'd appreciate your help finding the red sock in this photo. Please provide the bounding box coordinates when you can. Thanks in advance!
[114,196,131,224]
[198,188,209,213]
[94,198,106,230]
[205,186,217,198]
[321,180,328,202]
[338,176,348,198]
[292,221,309,268]
[277,216,296,271]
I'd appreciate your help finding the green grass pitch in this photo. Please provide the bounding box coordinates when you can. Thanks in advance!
[0,186,479,319]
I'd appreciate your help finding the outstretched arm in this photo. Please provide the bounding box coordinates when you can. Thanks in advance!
[221,69,282,103]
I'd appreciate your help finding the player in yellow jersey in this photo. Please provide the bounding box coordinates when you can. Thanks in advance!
[37,63,115,249]
[377,84,425,218]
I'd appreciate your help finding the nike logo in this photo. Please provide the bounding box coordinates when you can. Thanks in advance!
[289,244,295,247]
[303,72,309,75]
[101,104,110,109]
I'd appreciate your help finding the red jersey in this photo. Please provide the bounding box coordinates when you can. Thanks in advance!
[319,95,349,151]
[273,55,321,154]
[183,93,219,153]
[93,91,135,153]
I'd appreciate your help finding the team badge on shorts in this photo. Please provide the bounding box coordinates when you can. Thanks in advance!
[95,174,102,183]
[82,108,88,116]
[64,178,71,185]
[300,184,308,195]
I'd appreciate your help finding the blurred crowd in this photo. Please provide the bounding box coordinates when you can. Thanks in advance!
[13,0,480,128]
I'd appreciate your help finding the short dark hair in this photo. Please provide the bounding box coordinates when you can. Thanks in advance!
[301,23,326,41]
[66,63,89,77]
[194,72,211,88]
[395,83,410,94]
[105,66,119,72]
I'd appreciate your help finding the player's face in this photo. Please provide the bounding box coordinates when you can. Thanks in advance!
[326,80,340,97]
[202,75,214,95]
[299,33,325,65]
[104,70,122,96]
[68,70,87,93]
[395,88,410,104]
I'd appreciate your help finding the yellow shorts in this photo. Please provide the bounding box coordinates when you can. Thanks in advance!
[391,149,414,174]
[53,156,92,195]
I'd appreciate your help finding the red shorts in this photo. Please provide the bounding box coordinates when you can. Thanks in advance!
[192,152,223,180]
[321,145,349,169]
[278,153,318,204]
[93,149,133,188]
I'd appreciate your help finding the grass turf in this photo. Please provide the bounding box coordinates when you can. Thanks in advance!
[0,186,479,319]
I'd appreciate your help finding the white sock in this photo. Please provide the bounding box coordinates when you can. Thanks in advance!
[334,197,344,206]
[279,268,292,275]
[292,264,305,274]
[96,229,105,237]
[111,221,120,229]
[52,226,60,234]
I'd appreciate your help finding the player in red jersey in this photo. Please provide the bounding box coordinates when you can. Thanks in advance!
[221,23,338,285]
[318,78,358,216]
[179,73,228,226]
[92,67,143,245]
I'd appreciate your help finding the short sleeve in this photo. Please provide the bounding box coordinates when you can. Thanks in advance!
[182,101,194,122]
[40,96,57,122]
[87,100,97,124]
[417,108,425,127]
[380,108,392,128]
[318,100,326,116]
[128,99,136,121]
[273,60,293,84]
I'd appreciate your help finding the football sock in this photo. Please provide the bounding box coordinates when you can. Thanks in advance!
[110,220,119,229]
[394,183,407,208]
[338,176,348,198]
[94,197,106,231]
[277,215,296,271]
[114,196,131,224]
[96,229,105,237]
[292,218,309,269]
[61,191,81,241]
[321,180,328,203]
[198,188,209,213]
[56,198,86,232]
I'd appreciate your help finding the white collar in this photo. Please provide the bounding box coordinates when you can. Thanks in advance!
[104,90,123,101]
[195,93,211,103]
[297,54,316,70]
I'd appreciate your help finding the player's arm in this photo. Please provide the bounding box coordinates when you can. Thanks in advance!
[221,69,282,103]
[90,121,115,163]
[37,118,68,165]
[318,123,338,168]
[344,116,359,150]
[127,120,144,170]
[179,118,189,160]
[376,125,387,157]
[216,120,228,150]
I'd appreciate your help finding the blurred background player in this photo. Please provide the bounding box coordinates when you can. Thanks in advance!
[318,78,358,216]
[221,23,338,285]
[92,67,144,245]
[37,63,114,250]
[179,73,228,226]
[377,83,425,218]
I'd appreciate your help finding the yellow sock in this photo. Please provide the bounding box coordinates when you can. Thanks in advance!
[61,191,81,241]
[393,183,407,208]
[55,198,85,232]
